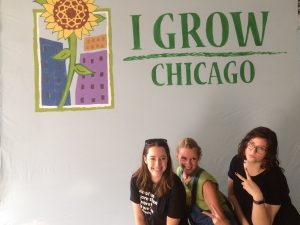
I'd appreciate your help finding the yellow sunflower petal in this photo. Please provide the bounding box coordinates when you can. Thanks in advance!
[46,22,56,29]
[81,27,90,35]
[84,22,93,31]
[58,31,64,40]
[89,21,97,26]
[47,0,54,4]
[45,15,55,23]
[43,4,54,14]
[88,13,98,22]
[53,24,63,32]
[63,29,73,39]
[87,4,97,12]
[85,0,95,3]
[41,11,51,18]
[74,29,83,39]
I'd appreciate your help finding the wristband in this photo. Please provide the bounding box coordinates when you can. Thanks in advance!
[253,199,265,205]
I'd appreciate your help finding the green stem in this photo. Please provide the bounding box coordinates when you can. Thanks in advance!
[58,33,77,108]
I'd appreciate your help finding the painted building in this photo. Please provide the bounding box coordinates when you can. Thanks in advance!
[84,34,107,51]
[75,50,109,105]
[39,38,71,106]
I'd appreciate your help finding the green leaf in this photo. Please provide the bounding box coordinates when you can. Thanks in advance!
[75,64,95,75]
[95,14,106,23]
[33,0,47,5]
[52,49,71,60]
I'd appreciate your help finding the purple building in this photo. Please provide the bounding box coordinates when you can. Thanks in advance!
[75,50,109,105]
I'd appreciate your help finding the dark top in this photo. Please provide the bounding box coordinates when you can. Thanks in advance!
[228,155,300,225]
[130,173,189,225]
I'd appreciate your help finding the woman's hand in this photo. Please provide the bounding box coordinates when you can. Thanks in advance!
[235,168,264,201]
[203,204,230,225]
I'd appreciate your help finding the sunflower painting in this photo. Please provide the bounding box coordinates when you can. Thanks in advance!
[33,0,114,111]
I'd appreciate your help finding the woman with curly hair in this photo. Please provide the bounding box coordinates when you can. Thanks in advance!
[228,126,300,225]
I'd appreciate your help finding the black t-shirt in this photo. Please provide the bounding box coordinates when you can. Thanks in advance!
[130,173,189,225]
[228,155,300,225]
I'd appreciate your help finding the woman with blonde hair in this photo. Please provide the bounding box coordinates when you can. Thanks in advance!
[176,138,238,225]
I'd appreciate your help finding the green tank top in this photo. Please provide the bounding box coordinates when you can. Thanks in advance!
[176,166,230,211]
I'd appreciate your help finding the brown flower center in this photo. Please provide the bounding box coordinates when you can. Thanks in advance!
[53,0,89,30]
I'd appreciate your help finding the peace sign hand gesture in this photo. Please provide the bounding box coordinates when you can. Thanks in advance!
[202,204,230,225]
[235,167,264,202]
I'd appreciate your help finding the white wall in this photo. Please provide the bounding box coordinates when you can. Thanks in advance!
[0,0,299,225]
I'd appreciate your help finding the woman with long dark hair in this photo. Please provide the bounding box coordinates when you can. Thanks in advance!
[130,138,188,225]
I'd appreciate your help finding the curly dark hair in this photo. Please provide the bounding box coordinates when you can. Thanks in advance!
[237,126,281,171]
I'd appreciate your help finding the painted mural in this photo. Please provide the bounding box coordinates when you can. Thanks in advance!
[123,11,286,87]
[33,0,114,112]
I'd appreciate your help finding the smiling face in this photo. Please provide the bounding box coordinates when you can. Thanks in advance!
[144,146,168,183]
[177,147,200,176]
[245,137,267,163]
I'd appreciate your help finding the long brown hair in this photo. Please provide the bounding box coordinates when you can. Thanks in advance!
[133,139,174,198]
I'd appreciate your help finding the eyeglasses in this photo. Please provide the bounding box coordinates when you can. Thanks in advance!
[246,141,267,154]
[145,138,168,145]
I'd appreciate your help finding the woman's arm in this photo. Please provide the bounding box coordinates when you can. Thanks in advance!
[235,169,281,225]
[166,217,181,225]
[251,203,280,225]
[227,177,250,225]
[203,180,230,224]
[132,203,146,225]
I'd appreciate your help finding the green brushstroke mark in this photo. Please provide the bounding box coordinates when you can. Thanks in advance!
[123,51,286,61]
